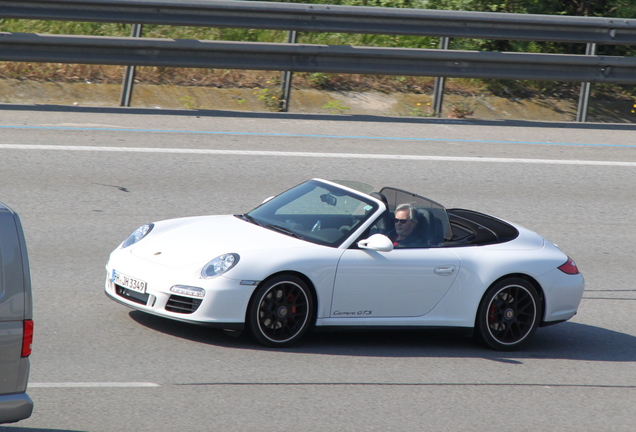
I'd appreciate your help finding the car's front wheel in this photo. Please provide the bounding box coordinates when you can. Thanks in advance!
[476,278,541,351]
[247,275,314,347]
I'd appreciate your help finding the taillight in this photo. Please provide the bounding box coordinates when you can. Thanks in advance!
[558,257,580,275]
[22,320,33,357]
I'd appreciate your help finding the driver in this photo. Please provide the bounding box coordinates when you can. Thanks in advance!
[388,203,425,248]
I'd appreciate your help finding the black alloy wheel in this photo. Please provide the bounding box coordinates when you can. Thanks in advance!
[247,275,314,347]
[476,278,541,351]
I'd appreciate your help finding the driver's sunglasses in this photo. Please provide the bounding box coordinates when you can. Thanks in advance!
[394,218,411,224]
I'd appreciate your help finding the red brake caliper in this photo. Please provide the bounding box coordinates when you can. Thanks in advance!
[488,304,496,323]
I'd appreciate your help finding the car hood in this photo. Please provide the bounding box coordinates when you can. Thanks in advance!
[129,215,309,268]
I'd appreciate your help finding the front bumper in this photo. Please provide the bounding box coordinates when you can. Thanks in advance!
[104,256,257,328]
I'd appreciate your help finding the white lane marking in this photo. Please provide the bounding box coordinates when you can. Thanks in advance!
[29,382,160,388]
[0,144,635,167]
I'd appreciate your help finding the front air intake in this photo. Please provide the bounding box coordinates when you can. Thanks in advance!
[165,295,202,314]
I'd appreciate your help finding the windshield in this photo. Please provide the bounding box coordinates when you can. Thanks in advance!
[245,180,379,247]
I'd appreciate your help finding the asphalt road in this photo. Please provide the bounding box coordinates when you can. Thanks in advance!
[1,106,635,432]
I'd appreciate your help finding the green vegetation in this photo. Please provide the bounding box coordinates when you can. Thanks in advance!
[255,86,284,111]
[322,99,351,114]
[408,102,435,117]
[447,99,476,118]
[1,0,634,99]
[179,94,197,109]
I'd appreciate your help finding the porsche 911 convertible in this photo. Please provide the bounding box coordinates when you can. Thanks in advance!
[105,179,584,350]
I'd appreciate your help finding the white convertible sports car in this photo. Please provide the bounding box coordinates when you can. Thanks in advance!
[105,179,584,350]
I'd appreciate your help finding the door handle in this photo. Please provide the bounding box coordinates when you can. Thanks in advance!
[434,265,456,275]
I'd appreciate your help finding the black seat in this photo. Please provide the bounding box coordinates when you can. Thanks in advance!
[427,208,447,245]
[414,209,432,245]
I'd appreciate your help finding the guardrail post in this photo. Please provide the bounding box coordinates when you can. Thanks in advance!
[432,37,450,117]
[281,30,298,112]
[576,42,597,122]
[119,24,143,107]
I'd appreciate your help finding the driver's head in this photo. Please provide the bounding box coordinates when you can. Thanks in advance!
[394,203,417,238]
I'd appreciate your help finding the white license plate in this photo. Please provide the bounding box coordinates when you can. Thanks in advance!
[112,270,147,294]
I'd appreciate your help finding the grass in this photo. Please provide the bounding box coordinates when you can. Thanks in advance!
[322,100,351,114]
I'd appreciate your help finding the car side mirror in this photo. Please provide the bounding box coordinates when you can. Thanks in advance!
[358,234,393,252]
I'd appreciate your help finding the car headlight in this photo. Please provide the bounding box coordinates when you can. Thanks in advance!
[201,253,240,278]
[122,223,154,248]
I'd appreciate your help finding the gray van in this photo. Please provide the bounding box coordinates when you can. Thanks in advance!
[0,203,33,424]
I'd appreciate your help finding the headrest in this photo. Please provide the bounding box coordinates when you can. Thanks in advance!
[415,208,431,225]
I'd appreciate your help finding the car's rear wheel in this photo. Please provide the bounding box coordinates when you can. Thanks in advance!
[247,275,314,347]
[476,278,541,351]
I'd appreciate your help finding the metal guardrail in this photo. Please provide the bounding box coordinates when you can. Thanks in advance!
[2,0,636,45]
[2,0,636,121]
[2,33,635,84]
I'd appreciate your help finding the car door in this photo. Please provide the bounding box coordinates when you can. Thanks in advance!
[330,247,460,318]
